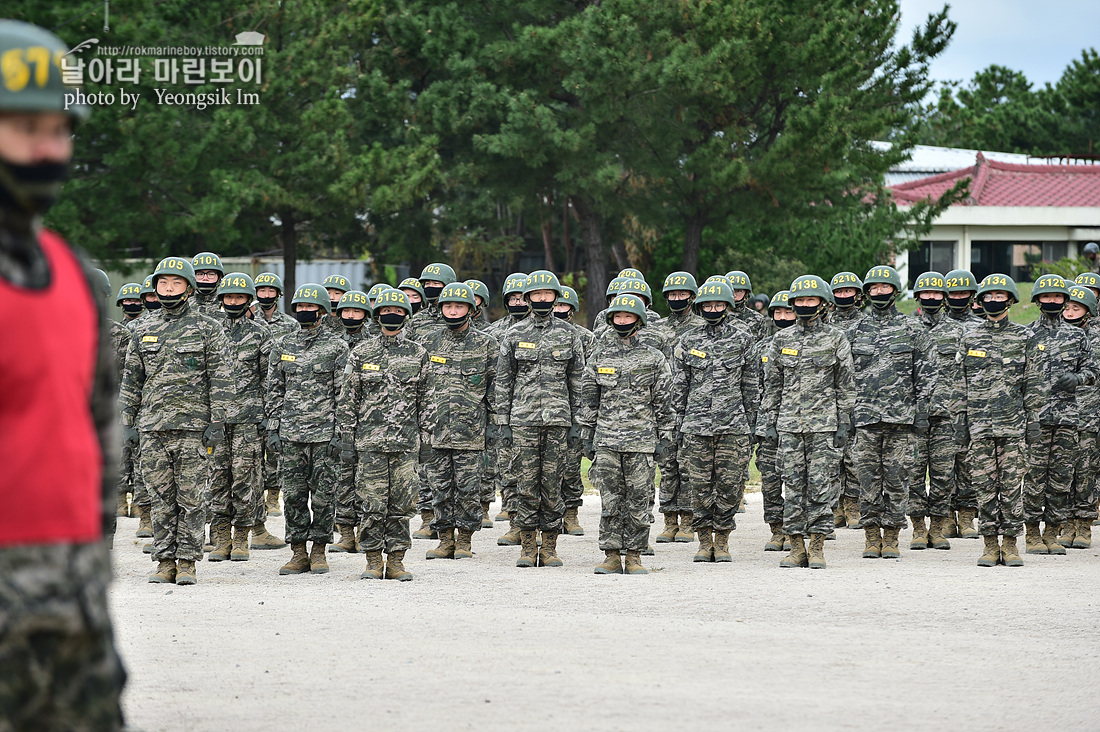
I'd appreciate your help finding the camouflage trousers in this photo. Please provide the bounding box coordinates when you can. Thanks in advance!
[657,443,689,514]
[209,423,262,527]
[779,431,841,536]
[356,450,416,553]
[682,433,751,532]
[0,544,126,732]
[483,434,500,506]
[591,449,654,552]
[424,447,485,533]
[970,435,1024,537]
[334,456,358,527]
[907,417,960,518]
[950,443,977,511]
[498,443,518,514]
[852,424,912,529]
[129,438,150,509]
[561,437,585,509]
[281,440,337,545]
[117,441,135,501]
[141,430,209,562]
[512,426,568,532]
[755,436,783,526]
[1023,424,1077,525]
[1071,430,1100,521]
[262,429,280,494]
[838,441,859,501]
[415,441,433,514]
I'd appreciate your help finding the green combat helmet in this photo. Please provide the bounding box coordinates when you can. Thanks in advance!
[501,272,529,317]
[398,277,426,299]
[1068,285,1098,317]
[769,290,792,311]
[419,263,457,286]
[830,272,863,309]
[438,281,477,329]
[218,272,257,300]
[191,252,224,296]
[976,273,1019,303]
[725,270,752,294]
[0,20,89,119]
[693,279,736,326]
[373,286,413,320]
[605,292,648,337]
[703,274,731,287]
[1074,272,1100,293]
[557,285,580,313]
[292,283,332,313]
[337,290,371,314]
[609,275,653,306]
[662,271,699,295]
[255,272,284,294]
[465,279,490,315]
[116,281,142,305]
[366,283,388,303]
[863,265,904,309]
[322,274,350,293]
[618,267,645,280]
[90,268,111,300]
[1032,273,1069,316]
[152,256,197,290]
[945,269,978,294]
[913,271,947,293]
[524,270,562,296]
[789,275,831,319]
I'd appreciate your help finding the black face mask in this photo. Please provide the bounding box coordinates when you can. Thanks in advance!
[982,299,1009,316]
[773,317,796,329]
[296,309,320,325]
[947,296,972,314]
[378,312,407,329]
[423,285,444,302]
[793,304,820,321]
[529,301,554,317]
[917,296,943,314]
[223,302,249,319]
[868,293,894,310]
[196,281,218,296]
[612,321,639,338]
[833,294,856,309]
[553,310,572,320]
[666,296,692,313]
[341,315,366,331]
[507,302,529,317]
[409,299,423,314]
[158,292,187,311]
[700,309,726,325]
[257,295,278,309]
[329,300,342,314]
[121,303,144,317]
[143,299,161,311]
[1064,313,1088,327]
[1040,300,1065,315]
[0,159,69,214]
[443,313,469,330]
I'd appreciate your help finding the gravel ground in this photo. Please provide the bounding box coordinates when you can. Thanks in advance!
[111,492,1100,731]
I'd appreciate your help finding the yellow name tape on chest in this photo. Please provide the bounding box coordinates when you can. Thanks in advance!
[761,356,769,363]
[518,342,537,349]
[689,349,707,358]
[967,349,986,358]
[281,354,296,362]
[430,355,447,364]
[781,348,799,356]
[1037,344,1046,351]
[141,336,158,343]
[597,367,616,375]
[362,363,380,371]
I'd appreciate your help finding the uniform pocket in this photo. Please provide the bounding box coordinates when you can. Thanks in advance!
[177,345,204,371]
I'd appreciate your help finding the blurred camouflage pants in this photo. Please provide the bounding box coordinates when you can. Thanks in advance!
[591,449,654,551]
[424,447,484,533]
[561,437,585,509]
[1023,424,1077,525]
[779,431,841,536]
[657,443,689,514]
[970,435,1024,536]
[682,433,751,531]
[210,423,261,527]
[356,450,416,553]
[512,426,568,532]
[281,441,336,544]
[130,438,150,509]
[755,436,783,526]
[141,430,208,562]
[334,454,358,527]
[853,423,912,529]
[1071,430,1100,521]
[907,417,959,518]
[0,545,125,732]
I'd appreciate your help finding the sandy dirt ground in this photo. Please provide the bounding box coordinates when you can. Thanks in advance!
[110,492,1100,731]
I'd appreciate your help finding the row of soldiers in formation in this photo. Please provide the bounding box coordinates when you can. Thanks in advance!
[105,249,1100,583]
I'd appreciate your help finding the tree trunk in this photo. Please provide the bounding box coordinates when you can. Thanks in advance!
[682,209,706,275]
[563,199,574,273]
[571,195,608,329]
[281,209,296,314]
[610,240,630,271]
[540,194,556,271]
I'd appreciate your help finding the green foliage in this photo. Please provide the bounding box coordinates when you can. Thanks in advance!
[1030,256,1091,281]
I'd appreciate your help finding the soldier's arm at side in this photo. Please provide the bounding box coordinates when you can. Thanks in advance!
[335,347,359,441]
[835,334,856,422]
[653,355,676,434]
[118,333,145,428]
[565,330,585,424]
[760,340,782,428]
[577,355,600,429]
[205,322,234,424]
[265,339,286,427]
[493,336,516,425]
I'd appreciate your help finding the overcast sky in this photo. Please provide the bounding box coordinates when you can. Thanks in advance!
[898,0,1100,89]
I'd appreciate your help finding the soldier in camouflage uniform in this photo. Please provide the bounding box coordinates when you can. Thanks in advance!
[253,272,297,521]
[320,274,351,336]
[410,262,456,334]
[266,284,350,575]
[337,288,426,581]
[1059,286,1100,549]
[554,284,594,536]
[190,251,224,318]
[1022,274,1097,555]
[207,273,273,563]
[724,271,768,341]
[593,274,663,337]
[465,278,497,526]
[495,270,585,567]
[580,294,675,575]
[397,277,427,343]
[828,272,865,530]
[673,281,758,563]
[120,257,233,585]
[330,290,373,553]
[139,274,160,314]
[961,275,1041,566]
[417,283,499,561]
[942,269,982,537]
[111,282,143,518]
[849,266,934,560]
[125,276,159,540]
[751,291,795,551]
[466,278,493,330]
[760,275,855,569]
[908,272,968,551]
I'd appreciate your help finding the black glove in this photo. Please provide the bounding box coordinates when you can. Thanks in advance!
[326,437,342,458]
[765,425,779,442]
[567,424,584,445]
[655,431,675,462]
[832,422,850,449]
[914,413,930,436]
[122,425,140,449]
[202,422,226,449]
[1025,421,1041,445]
[486,423,499,442]
[266,430,281,453]
[339,440,356,465]
[499,424,513,448]
[1054,373,1083,393]
[582,439,595,461]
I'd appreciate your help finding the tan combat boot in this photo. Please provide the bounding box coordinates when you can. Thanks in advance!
[250,522,286,550]
[1058,519,1077,548]
[385,550,413,581]
[957,508,980,539]
[764,523,785,552]
[265,489,282,516]
[279,542,310,575]
[844,496,862,529]
[656,513,679,543]
[693,528,715,562]
[1025,522,1047,554]
[117,491,130,518]
[495,507,509,522]
[412,509,436,540]
[1042,523,1066,555]
[881,527,901,559]
[807,533,827,569]
[834,502,847,529]
[594,549,623,574]
[862,525,882,559]
[538,531,563,567]
[309,542,330,573]
[1073,519,1092,549]
[909,516,928,550]
[148,559,176,584]
[780,534,808,568]
[563,507,584,536]
[928,516,951,550]
[230,525,250,561]
[977,535,1000,567]
[427,528,455,559]
[207,519,232,562]
[516,531,537,567]
[481,502,493,529]
[330,524,358,553]
[497,518,521,546]
[624,550,648,575]
[1001,535,1023,567]
[361,551,384,580]
[176,559,197,585]
[136,505,153,538]
[713,530,732,563]
[454,529,474,560]
[675,512,695,543]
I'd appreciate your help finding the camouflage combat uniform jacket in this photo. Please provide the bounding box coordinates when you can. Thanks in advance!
[222,314,272,425]
[337,331,429,452]
[729,302,768,341]
[673,318,759,436]
[257,304,298,336]
[1026,315,1097,426]
[960,318,1042,438]
[495,314,584,427]
[916,308,968,421]
[760,318,856,434]
[418,325,499,450]
[848,305,935,427]
[265,325,350,442]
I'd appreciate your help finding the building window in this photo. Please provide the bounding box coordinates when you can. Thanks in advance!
[1042,242,1068,262]
[912,241,957,276]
